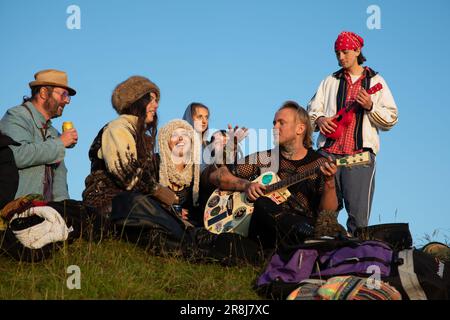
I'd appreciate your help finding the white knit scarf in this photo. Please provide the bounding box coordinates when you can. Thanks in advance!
[158,119,200,206]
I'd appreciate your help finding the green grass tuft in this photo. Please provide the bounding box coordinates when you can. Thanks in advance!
[0,239,262,300]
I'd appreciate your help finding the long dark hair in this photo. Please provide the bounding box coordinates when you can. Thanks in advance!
[208,129,227,158]
[358,51,367,65]
[120,92,158,161]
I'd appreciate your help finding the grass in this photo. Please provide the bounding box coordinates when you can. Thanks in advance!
[0,238,262,300]
[2,228,448,300]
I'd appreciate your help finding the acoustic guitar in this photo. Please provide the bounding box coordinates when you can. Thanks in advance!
[204,151,371,237]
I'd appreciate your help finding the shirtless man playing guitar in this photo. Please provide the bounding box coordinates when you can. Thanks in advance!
[203,101,340,249]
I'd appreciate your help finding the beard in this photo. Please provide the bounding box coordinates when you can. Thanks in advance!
[44,96,62,119]
[274,134,293,148]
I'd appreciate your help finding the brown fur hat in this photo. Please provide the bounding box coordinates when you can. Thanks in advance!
[111,76,160,114]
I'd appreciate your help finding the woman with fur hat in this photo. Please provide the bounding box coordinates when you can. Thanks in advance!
[82,76,177,218]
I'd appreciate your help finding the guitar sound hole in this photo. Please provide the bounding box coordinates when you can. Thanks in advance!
[233,207,246,219]
[210,206,221,217]
[207,196,220,207]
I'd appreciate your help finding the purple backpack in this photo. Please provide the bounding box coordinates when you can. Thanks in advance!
[312,240,393,278]
[257,249,319,286]
[257,240,393,288]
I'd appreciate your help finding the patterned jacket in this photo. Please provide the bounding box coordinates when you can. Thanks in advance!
[82,115,158,216]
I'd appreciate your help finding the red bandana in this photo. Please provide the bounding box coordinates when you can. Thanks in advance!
[334,31,364,51]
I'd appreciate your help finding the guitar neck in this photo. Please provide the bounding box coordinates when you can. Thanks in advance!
[263,165,322,194]
[263,152,370,194]
[344,82,383,112]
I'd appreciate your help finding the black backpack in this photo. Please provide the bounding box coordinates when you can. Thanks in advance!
[355,223,413,251]
[383,248,449,300]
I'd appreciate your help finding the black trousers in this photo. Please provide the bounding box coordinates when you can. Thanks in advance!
[110,192,264,266]
[248,197,315,250]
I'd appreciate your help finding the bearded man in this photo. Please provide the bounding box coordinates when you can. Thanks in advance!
[204,101,340,249]
[0,69,78,201]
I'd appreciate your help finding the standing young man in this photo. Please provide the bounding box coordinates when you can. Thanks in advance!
[307,31,398,233]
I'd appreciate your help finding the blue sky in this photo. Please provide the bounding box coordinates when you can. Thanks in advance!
[1,0,449,244]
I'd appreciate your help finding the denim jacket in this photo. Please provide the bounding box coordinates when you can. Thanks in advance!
[0,101,69,200]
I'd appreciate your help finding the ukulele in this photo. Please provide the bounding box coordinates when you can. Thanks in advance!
[204,152,371,237]
[325,83,383,140]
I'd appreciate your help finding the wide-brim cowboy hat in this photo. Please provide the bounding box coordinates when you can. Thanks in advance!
[29,69,76,96]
